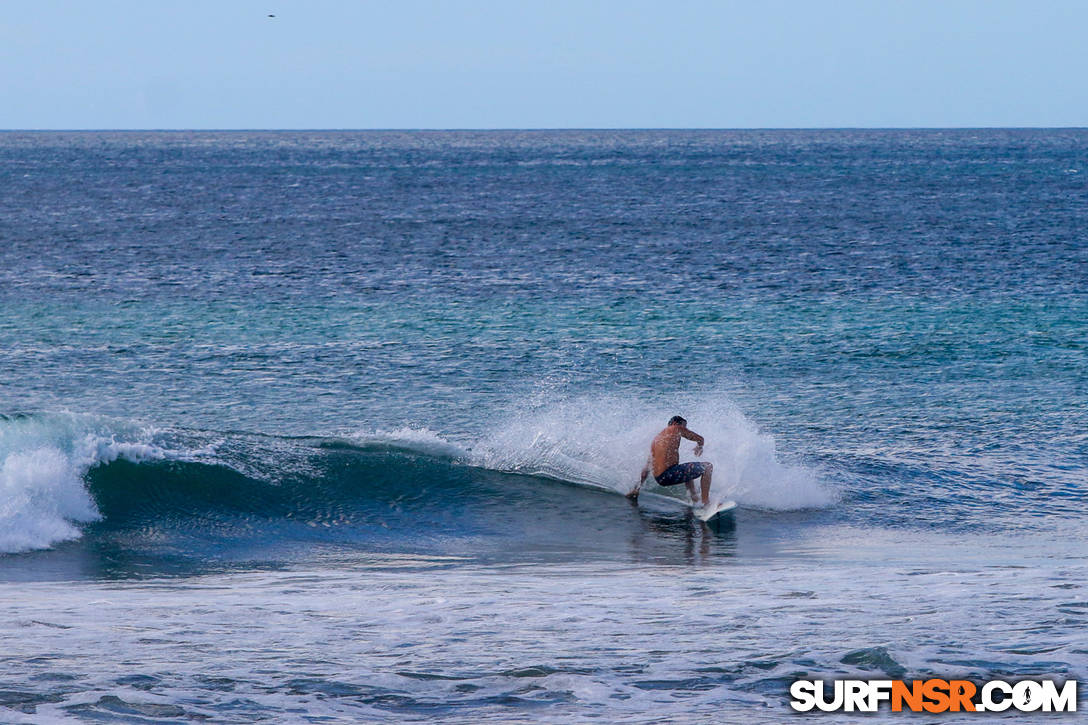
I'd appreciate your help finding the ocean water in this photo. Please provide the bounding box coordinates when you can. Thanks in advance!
[1,130,1085,722]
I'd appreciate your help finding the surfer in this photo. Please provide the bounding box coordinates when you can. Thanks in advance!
[628,416,713,506]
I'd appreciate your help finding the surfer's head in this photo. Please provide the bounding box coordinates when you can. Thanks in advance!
[668,415,687,427]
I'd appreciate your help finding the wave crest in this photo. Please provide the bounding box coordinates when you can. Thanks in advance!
[467,392,835,510]
[0,400,833,555]
[0,412,165,553]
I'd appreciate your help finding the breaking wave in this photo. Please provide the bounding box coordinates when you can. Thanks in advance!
[0,403,830,555]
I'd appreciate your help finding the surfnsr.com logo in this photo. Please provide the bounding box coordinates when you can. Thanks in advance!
[790,679,1078,713]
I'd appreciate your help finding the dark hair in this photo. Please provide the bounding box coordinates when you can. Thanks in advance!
[668,416,687,427]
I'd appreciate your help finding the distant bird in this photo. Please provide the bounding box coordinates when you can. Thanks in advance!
[267,14,276,18]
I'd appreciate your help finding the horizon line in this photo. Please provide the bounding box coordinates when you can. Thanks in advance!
[2,126,1087,133]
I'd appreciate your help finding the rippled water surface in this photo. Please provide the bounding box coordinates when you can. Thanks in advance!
[0,130,1085,721]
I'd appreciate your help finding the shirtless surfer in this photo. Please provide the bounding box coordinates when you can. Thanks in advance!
[628,416,713,506]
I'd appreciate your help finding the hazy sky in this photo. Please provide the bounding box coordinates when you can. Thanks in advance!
[2,0,1086,129]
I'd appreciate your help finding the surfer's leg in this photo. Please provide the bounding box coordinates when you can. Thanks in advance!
[684,480,699,503]
[699,463,713,506]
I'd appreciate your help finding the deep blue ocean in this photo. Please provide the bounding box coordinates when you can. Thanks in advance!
[1,130,1085,722]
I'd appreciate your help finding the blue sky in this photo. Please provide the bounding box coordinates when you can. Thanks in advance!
[2,0,1086,128]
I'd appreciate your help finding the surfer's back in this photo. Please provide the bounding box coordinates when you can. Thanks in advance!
[650,425,683,477]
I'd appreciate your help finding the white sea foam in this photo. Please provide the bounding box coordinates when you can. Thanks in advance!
[0,446,95,554]
[0,412,167,554]
[468,392,835,510]
[345,426,469,460]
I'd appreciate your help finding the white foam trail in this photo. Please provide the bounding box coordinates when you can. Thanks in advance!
[0,412,167,554]
[468,392,835,510]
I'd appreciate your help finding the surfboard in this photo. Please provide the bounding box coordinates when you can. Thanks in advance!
[634,491,736,523]
[691,499,737,523]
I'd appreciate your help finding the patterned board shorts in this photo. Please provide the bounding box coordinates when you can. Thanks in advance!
[654,462,709,486]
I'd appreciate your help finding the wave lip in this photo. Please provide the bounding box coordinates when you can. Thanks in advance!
[340,426,468,460]
[0,412,166,554]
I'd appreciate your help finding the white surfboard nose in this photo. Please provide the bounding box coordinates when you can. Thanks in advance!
[695,500,737,522]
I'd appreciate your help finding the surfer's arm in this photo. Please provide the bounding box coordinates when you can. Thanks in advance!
[680,427,705,455]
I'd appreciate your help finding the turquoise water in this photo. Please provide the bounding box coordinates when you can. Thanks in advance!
[0,130,1085,722]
